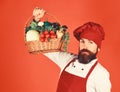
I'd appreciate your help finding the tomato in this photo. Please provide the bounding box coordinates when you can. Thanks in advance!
[44,30,49,35]
[40,33,45,38]
[50,30,55,34]
[40,37,45,42]
[50,34,57,39]
[45,33,50,38]
[45,38,49,42]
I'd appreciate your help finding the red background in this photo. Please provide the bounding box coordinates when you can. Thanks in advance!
[0,0,120,92]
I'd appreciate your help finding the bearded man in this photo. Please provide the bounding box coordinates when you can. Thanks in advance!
[44,22,111,92]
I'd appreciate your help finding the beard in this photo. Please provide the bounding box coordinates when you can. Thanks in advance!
[78,49,98,64]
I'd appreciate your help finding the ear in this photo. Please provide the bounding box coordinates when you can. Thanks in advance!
[98,48,100,52]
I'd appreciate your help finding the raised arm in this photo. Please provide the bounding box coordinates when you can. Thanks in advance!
[44,51,75,70]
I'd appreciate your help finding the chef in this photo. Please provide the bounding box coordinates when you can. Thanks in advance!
[44,22,111,92]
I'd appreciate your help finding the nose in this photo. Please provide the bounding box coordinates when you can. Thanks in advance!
[83,43,87,49]
[81,42,88,49]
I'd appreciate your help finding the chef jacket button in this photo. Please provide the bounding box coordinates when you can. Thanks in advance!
[81,68,84,70]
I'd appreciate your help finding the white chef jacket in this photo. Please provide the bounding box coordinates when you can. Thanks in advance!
[44,51,111,92]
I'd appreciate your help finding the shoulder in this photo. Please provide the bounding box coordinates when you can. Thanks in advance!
[95,63,110,76]
[87,63,111,92]
[58,51,77,64]
[44,51,77,68]
[59,51,77,58]
[89,62,110,82]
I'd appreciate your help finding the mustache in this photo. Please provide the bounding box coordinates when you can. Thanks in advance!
[78,49,97,64]
[80,49,92,53]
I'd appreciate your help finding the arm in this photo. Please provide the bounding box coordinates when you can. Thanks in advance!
[44,51,75,70]
[94,65,112,92]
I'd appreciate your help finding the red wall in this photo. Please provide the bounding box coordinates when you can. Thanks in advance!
[0,0,120,92]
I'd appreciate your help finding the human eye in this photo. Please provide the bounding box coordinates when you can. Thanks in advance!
[89,40,94,44]
[80,39,84,43]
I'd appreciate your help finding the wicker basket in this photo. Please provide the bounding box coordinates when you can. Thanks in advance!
[25,38,64,53]
[25,11,69,53]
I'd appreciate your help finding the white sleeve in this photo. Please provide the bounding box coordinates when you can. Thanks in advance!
[44,51,75,70]
[94,66,112,92]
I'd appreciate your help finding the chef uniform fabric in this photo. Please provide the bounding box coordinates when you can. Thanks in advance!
[44,51,111,92]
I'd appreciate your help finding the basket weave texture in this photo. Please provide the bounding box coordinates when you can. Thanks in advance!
[25,38,63,53]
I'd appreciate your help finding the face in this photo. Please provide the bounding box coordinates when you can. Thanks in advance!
[78,38,99,64]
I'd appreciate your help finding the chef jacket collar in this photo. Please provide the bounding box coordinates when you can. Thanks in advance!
[74,58,98,68]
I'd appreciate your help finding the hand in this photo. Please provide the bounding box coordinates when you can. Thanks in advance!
[33,7,46,21]
[56,30,64,38]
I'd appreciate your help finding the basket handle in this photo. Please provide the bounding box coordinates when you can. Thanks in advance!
[25,11,61,28]
[45,12,61,24]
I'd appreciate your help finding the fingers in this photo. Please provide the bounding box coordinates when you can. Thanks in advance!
[33,7,46,17]
[32,7,46,21]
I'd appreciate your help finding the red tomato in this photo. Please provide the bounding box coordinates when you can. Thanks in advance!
[45,33,50,38]
[50,34,57,39]
[40,37,45,42]
[40,33,45,38]
[50,30,55,34]
[44,30,49,35]
[45,38,49,42]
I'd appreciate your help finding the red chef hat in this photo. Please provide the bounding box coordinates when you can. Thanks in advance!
[73,22,105,48]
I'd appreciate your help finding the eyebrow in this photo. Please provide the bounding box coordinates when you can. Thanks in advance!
[80,38,84,40]
[88,40,94,42]
[80,38,94,42]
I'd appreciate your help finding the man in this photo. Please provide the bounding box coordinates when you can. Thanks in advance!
[44,22,111,92]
